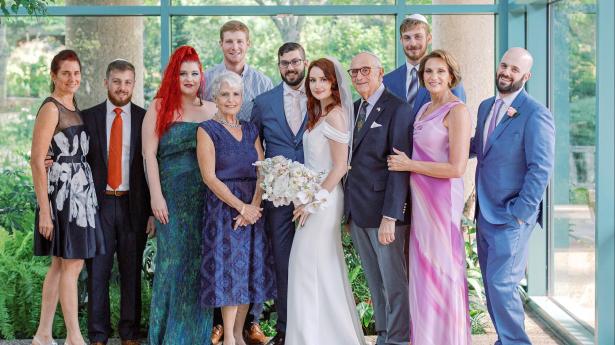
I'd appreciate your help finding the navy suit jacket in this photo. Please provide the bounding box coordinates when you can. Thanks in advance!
[344,88,412,228]
[251,83,306,163]
[81,101,151,233]
[384,63,467,119]
[470,89,555,225]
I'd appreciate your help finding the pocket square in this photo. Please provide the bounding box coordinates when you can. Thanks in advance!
[370,122,382,129]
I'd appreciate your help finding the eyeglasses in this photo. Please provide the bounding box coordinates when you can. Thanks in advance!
[347,66,380,78]
[278,59,304,68]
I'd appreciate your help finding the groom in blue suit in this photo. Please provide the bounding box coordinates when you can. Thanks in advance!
[383,14,466,115]
[251,43,308,345]
[471,48,555,345]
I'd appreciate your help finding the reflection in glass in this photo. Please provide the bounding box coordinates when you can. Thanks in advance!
[550,0,596,330]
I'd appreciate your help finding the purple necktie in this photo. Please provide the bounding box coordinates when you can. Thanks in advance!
[486,99,505,140]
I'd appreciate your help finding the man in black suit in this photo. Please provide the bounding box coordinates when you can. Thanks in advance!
[344,52,411,345]
[82,59,154,345]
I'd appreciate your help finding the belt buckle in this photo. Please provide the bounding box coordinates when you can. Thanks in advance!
[113,190,120,197]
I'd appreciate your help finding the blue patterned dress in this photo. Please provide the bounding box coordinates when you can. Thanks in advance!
[148,122,213,345]
[199,120,276,307]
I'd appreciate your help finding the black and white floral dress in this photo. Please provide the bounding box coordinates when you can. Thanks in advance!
[34,97,105,259]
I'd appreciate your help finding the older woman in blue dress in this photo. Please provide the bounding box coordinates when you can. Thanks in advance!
[197,71,276,345]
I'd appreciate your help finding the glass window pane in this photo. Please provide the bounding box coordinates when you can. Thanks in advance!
[51,0,161,6]
[550,0,596,330]
[176,0,394,5]
[172,15,396,85]
[0,16,160,168]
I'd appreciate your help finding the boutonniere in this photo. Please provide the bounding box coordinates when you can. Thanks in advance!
[507,107,518,118]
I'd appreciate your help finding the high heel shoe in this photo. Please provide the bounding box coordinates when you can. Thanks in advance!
[32,335,58,345]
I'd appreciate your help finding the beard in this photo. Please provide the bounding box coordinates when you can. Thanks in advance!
[281,69,306,87]
[108,90,132,107]
[496,73,525,94]
[404,45,427,62]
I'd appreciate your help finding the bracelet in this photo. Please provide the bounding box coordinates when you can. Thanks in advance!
[240,204,246,216]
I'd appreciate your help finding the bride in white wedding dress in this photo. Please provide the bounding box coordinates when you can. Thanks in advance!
[286,57,366,345]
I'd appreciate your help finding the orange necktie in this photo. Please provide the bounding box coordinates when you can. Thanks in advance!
[108,107,123,190]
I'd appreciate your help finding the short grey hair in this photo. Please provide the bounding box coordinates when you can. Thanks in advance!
[210,71,243,100]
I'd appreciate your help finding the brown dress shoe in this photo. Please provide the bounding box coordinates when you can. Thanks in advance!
[211,324,224,345]
[120,340,140,345]
[266,332,285,345]
[244,322,267,345]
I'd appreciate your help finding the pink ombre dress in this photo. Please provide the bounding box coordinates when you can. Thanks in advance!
[409,100,471,345]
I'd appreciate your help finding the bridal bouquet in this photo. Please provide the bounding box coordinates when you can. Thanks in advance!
[254,155,330,214]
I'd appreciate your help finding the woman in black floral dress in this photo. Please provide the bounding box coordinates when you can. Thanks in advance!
[30,50,104,345]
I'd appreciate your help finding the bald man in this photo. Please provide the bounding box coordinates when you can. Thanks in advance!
[471,47,555,345]
[344,52,411,345]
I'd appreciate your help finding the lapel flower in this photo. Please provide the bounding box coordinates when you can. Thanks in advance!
[507,106,518,118]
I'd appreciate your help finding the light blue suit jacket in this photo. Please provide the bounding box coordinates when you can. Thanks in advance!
[383,63,467,119]
[470,89,555,225]
[250,83,306,163]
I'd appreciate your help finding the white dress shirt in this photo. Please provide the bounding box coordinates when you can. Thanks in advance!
[362,83,386,120]
[106,100,131,191]
[283,82,307,134]
[482,88,523,148]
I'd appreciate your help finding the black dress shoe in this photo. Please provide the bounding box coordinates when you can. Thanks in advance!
[266,332,285,345]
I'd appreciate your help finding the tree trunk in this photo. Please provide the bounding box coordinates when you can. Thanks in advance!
[432,1,495,218]
[65,0,145,109]
[0,22,9,108]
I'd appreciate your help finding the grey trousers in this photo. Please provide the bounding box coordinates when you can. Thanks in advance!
[350,221,410,345]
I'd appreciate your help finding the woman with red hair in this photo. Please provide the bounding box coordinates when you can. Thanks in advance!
[142,45,217,344]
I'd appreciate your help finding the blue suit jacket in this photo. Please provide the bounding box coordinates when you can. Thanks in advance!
[470,89,555,225]
[383,63,467,119]
[343,88,412,228]
[251,83,306,163]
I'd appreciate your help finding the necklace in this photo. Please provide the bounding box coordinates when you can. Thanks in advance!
[215,114,241,128]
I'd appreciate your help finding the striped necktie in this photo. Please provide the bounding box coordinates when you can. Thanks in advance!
[407,67,418,106]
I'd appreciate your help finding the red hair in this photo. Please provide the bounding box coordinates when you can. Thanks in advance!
[154,45,205,136]
[305,58,341,131]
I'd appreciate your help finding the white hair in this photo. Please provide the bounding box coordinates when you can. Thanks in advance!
[210,71,243,99]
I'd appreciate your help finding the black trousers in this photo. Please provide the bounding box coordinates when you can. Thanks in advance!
[86,194,147,343]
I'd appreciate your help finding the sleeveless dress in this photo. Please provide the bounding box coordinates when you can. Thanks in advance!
[286,120,366,345]
[148,122,213,345]
[34,97,105,259]
[199,120,276,307]
[409,101,471,345]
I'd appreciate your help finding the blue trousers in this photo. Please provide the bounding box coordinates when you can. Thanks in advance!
[477,212,534,345]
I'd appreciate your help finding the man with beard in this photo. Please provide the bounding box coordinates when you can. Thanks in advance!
[204,20,274,121]
[250,42,308,345]
[471,47,554,345]
[383,14,465,117]
[82,59,155,345]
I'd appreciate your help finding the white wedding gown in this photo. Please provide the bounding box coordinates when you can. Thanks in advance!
[286,120,366,345]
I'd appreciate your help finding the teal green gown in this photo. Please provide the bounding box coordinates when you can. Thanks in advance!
[148,122,213,345]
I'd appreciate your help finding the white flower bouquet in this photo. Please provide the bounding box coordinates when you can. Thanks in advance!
[254,155,330,214]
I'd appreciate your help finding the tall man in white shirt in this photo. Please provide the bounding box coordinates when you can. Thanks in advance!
[81,60,155,345]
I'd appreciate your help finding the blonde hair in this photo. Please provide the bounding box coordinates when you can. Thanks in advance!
[399,18,431,36]
[418,49,462,88]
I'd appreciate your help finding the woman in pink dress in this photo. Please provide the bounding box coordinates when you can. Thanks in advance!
[388,49,472,345]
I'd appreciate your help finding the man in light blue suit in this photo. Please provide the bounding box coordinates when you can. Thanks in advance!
[383,14,466,117]
[251,42,308,345]
[471,47,555,345]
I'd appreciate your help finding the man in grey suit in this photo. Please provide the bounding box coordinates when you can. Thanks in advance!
[344,52,412,345]
[251,42,308,345]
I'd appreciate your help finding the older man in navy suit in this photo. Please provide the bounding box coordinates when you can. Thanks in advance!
[251,42,308,345]
[383,14,466,116]
[345,52,411,345]
[471,47,555,345]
